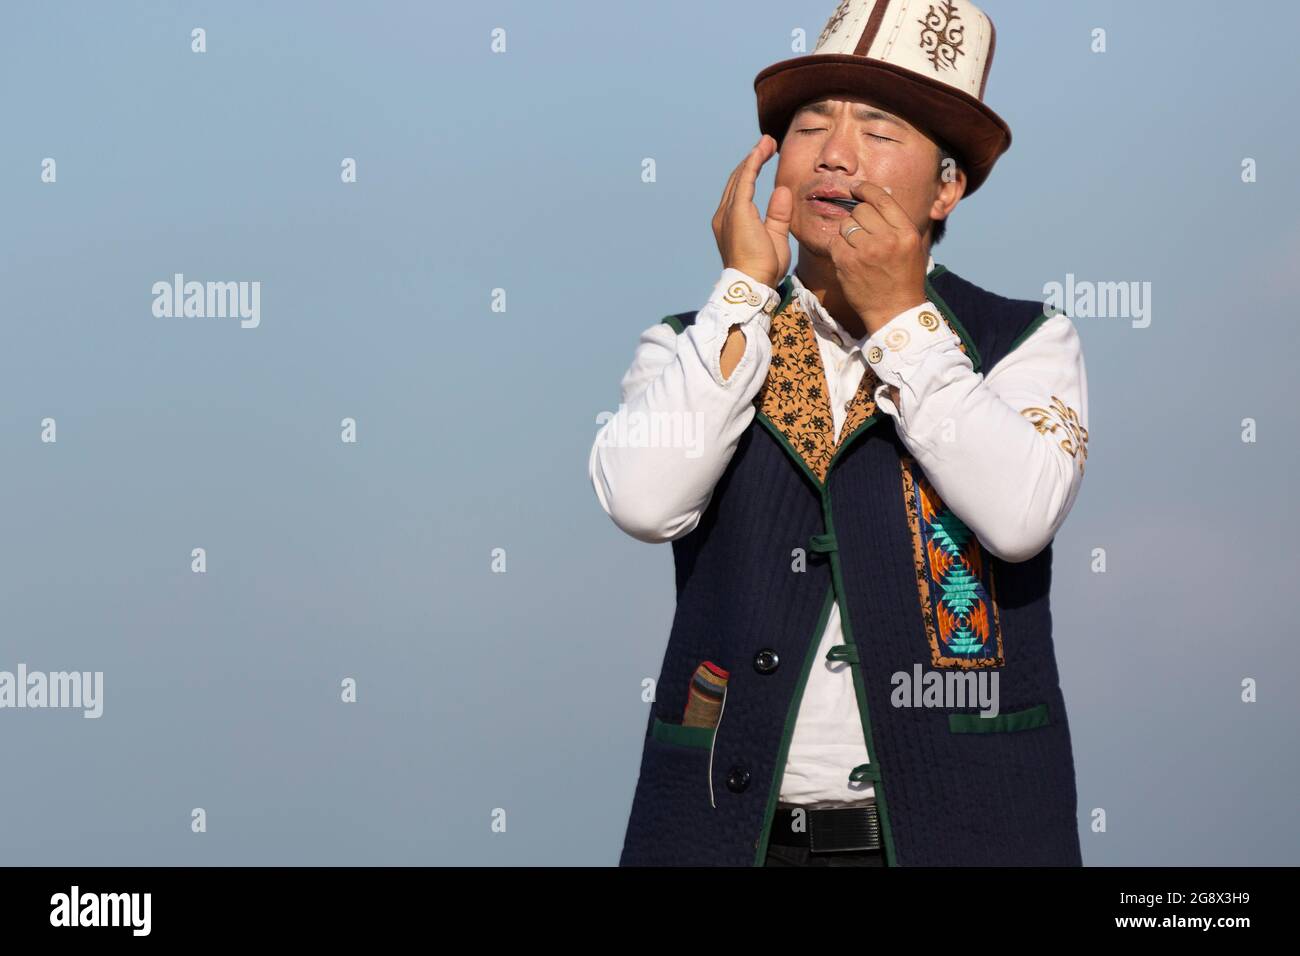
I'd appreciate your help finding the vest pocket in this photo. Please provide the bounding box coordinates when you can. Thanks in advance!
[651,716,716,749]
[947,702,1050,734]
[621,716,725,863]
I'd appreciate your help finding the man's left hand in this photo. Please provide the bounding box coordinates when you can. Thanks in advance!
[828,181,929,335]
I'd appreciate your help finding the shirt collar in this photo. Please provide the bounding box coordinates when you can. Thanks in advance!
[789,254,936,349]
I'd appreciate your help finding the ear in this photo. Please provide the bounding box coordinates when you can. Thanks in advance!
[929,164,966,228]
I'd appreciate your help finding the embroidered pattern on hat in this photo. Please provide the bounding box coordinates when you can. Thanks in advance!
[917,0,966,72]
[754,295,881,483]
[816,0,853,49]
[900,453,1005,669]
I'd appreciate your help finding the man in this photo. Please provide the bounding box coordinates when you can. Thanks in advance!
[589,0,1089,866]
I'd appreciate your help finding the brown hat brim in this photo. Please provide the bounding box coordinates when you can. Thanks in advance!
[753,55,1012,196]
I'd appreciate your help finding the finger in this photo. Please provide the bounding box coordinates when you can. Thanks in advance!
[828,228,854,264]
[838,220,869,248]
[764,184,793,244]
[733,135,774,208]
[715,138,763,217]
[845,197,888,235]
[847,181,916,233]
[715,150,752,223]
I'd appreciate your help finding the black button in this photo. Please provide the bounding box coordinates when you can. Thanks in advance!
[753,648,780,674]
[726,766,751,793]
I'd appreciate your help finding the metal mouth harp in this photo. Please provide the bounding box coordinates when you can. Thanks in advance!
[816,196,862,211]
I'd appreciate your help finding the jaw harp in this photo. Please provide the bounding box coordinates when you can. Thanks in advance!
[817,196,862,211]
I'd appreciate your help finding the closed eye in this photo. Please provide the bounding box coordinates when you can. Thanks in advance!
[796,128,896,143]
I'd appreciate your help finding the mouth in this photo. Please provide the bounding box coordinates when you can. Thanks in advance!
[807,193,860,215]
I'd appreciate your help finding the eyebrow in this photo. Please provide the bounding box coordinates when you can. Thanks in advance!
[796,100,908,127]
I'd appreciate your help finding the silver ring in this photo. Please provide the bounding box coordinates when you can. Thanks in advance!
[843,225,863,239]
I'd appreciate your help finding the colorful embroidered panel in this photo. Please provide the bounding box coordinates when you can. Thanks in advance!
[753,294,881,483]
[900,454,1005,669]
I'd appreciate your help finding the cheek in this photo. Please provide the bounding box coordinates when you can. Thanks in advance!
[850,155,921,211]
[875,157,936,217]
[870,151,920,184]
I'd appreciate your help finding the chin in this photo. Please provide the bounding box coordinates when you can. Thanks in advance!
[793,220,837,250]
[793,239,831,262]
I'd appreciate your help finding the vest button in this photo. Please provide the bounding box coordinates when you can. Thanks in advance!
[726,766,751,793]
[753,648,780,675]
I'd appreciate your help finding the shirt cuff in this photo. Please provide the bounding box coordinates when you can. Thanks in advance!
[711,268,780,326]
[693,268,782,387]
[863,302,963,381]
[861,302,968,419]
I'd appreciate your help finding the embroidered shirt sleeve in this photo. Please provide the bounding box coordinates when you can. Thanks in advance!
[587,269,780,544]
[864,310,1089,563]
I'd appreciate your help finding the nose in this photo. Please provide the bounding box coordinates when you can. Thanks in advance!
[815,121,859,176]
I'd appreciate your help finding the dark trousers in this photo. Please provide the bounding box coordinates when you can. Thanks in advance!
[763,842,887,867]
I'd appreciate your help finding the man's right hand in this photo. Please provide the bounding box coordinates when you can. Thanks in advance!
[712,134,792,289]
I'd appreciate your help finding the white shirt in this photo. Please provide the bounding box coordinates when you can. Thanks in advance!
[589,259,1090,806]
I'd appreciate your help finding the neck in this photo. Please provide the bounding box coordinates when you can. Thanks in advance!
[793,256,867,340]
[794,245,932,342]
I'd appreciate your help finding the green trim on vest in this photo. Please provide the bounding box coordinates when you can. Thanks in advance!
[752,584,837,866]
[776,274,797,315]
[755,413,826,492]
[825,403,883,479]
[948,702,1051,734]
[822,495,900,866]
[924,276,982,373]
[848,762,882,784]
[650,716,715,748]
[808,532,838,553]
[826,644,859,664]
[660,313,686,334]
[1007,310,1053,354]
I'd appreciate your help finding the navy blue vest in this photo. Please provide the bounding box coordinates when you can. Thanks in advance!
[618,265,1083,866]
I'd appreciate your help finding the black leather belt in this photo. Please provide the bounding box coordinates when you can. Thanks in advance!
[769,803,882,853]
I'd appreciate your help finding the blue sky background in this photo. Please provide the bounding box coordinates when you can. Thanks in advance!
[1,0,1297,865]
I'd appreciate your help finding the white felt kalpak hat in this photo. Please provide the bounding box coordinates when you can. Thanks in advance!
[754,0,1012,195]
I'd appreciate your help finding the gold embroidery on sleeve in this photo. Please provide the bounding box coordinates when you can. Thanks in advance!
[723,280,762,307]
[1020,395,1088,474]
[883,327,911,351]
